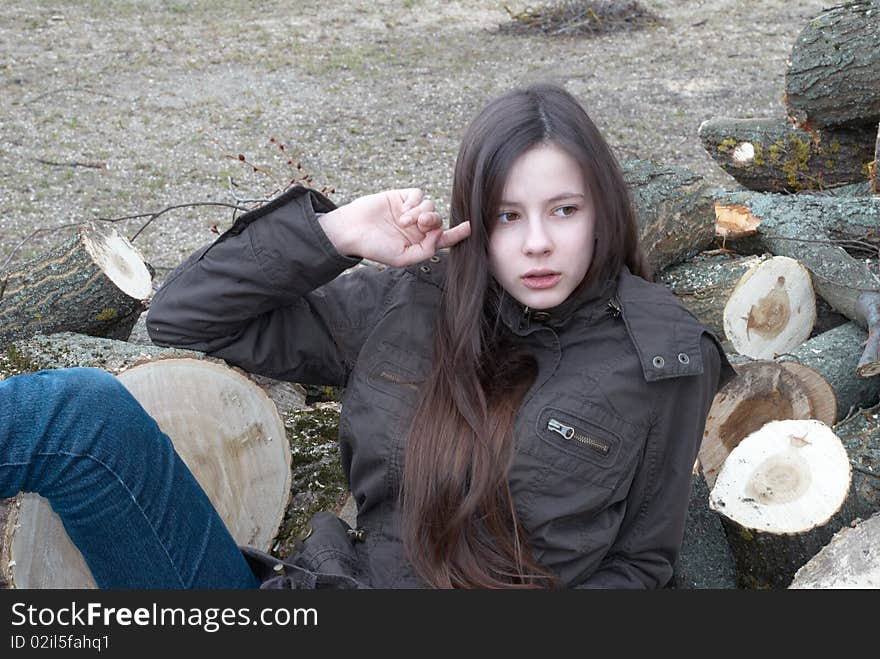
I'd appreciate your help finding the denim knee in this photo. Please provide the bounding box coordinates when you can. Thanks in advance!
[38,366,135,417]
[29,366,166,459]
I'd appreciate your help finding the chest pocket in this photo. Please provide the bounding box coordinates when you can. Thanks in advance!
[361,341,431,416]
[531,402,643,493]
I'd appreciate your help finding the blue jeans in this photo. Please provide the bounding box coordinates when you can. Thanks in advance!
[0,367,260,589]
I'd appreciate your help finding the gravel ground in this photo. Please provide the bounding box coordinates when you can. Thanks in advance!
[0,0,828,283]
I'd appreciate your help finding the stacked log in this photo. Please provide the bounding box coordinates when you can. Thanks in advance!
[698,118,875,192]
[621,159,716,272]
[679,1,880,589]
[0,222,153,348]
[707,419,856,588]
[0,357,291,589]
[783,1,880,130]
[789,512,880,589]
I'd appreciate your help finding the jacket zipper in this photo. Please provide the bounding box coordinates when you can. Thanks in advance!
[520,305,531,331]
[607,296,621,318]
[547,418,610,455]
[378,369,420,391]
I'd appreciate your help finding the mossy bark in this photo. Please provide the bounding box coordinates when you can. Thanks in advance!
[271,403,350,559]
[785,1,880,129]
[622,159,716,273]
[698,118,875,192]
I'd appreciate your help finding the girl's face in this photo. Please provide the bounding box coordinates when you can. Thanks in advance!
[488,143,596,311]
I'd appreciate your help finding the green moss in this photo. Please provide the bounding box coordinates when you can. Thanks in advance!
[752,143,765,167]
[780,135,812,190]
[717,137,737,153]
[739,527,754,542]
[768,141,783,164]
[270,403,349,558]
[95,308,117,322]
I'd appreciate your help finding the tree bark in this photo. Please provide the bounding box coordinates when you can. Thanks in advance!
[621,159,716,273]
[873,122,879,194]
[784,1,880,129]
[833,402,880,519]
[715,191,880,328]
[698,117,875,192]
[673,471,739,589]
[0,357,291,588]
[708,419,857,589]
[658,251,761,339]
[0,222,153,349]
[789,512,880,588]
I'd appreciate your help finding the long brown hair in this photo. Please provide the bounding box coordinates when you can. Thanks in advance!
[401,82,650,588]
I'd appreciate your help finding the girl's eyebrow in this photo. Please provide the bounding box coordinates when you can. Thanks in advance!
[499,192,585,206]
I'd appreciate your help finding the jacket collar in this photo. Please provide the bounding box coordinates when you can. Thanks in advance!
[495,270,620,335]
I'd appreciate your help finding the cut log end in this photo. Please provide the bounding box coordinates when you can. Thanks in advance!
[82,223,152,300]
[709,419,850,535]
[714,202,760,239]
[723,256,816,360]
[700,360,830,490]
[1,358,291,588]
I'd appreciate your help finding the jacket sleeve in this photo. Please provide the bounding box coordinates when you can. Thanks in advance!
[146,185,404,386]
[573,332,724,589]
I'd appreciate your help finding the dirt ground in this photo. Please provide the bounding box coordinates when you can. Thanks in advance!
[0,0,828,280]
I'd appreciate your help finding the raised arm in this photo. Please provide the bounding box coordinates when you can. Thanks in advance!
[146,185,469,385]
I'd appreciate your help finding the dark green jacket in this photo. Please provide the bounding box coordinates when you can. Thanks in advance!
[147,185,736,589]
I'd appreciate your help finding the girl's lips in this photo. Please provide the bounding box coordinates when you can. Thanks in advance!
[522,274,561,289]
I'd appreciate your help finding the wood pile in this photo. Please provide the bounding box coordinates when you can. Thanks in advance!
[670,1,880,589]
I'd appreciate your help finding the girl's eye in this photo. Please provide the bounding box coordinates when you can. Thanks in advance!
[497,211,518,223]
[554,205,577,217]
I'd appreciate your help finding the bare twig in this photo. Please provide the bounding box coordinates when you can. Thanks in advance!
[0,202,250,274]
[22,84,117,106]
[0,223,83,273]
[120,202,249,242]
[227,176,276,205]
[35,158,107,169]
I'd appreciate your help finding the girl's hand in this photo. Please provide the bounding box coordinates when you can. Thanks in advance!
[318,188,471,267]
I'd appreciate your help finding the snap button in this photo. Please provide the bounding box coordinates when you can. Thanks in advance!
[347,528,367,543]
[532,311,550,322]
[420,265,431,273]
[678,353,690,365]
[273,563,286,573]
[652,355,665,368]
[429,255,440,263]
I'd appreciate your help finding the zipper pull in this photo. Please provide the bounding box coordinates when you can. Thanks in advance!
[548,418,575,439]
[520,305,531,331]
[607,296,621,318]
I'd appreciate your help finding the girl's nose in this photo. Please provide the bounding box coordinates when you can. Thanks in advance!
[523,218,553,255]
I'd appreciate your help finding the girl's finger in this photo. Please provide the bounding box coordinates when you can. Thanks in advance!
[417,212,441,230]
[400,188,422,212]
[437,221,471,249]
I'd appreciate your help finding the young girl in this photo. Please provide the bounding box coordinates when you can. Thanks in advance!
[0,82,734,589]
